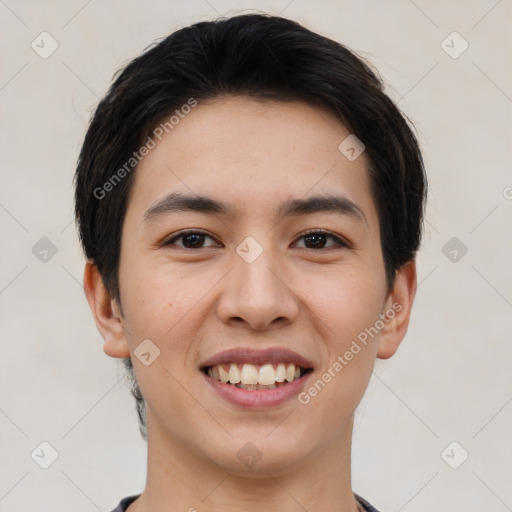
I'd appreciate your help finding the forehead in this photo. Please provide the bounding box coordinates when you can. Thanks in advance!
[125,96,378,227]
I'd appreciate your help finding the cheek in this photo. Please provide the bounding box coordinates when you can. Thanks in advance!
[120,252,191,321]
[300,267,386,347]
[298,276,384,425]
[118,263,205,419]
[119,258,223,366]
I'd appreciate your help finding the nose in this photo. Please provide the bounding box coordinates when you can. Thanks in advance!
[216,244,299,331]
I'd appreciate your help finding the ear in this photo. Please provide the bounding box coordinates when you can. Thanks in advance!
[377,260,417,359]
[83,260,131,359]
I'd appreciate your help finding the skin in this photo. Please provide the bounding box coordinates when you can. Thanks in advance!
[84,96,416,512]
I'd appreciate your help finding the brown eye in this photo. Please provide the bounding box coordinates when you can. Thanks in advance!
[164,231,218,249]
[295,231,348,249]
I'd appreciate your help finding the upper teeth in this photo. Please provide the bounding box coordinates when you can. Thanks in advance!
[207,363,302,385]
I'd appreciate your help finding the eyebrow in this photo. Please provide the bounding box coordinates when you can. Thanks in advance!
[143,192,367,225]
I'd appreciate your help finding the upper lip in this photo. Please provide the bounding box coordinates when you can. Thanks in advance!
[200,347,314,370]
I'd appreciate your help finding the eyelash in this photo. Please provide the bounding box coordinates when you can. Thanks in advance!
[162,229,350,250]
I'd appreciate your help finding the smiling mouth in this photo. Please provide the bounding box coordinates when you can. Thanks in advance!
[202,362,313,389]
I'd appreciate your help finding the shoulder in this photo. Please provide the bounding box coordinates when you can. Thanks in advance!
[109,493,380,512]
[109,494,141,512]
[356,493,383,512]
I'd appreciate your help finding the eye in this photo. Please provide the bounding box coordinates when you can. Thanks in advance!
[163,230,220,249]
[162,229,349,250]
[294,230,349,250]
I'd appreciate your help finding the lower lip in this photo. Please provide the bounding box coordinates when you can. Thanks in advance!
[202,371,312,409]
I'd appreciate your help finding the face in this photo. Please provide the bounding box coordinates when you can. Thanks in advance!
[99,96,413,475]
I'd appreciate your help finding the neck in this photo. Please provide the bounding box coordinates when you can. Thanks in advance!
[130,414,361,512]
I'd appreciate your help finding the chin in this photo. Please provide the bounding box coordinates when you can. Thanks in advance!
[204,430,313,477]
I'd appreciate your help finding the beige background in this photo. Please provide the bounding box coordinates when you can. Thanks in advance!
[1,1,511,511]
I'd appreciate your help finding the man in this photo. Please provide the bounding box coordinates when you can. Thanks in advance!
[74,14,426,512]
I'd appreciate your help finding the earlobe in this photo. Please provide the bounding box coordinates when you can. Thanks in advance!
[377,260,417,360]
[83,261,131,359]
